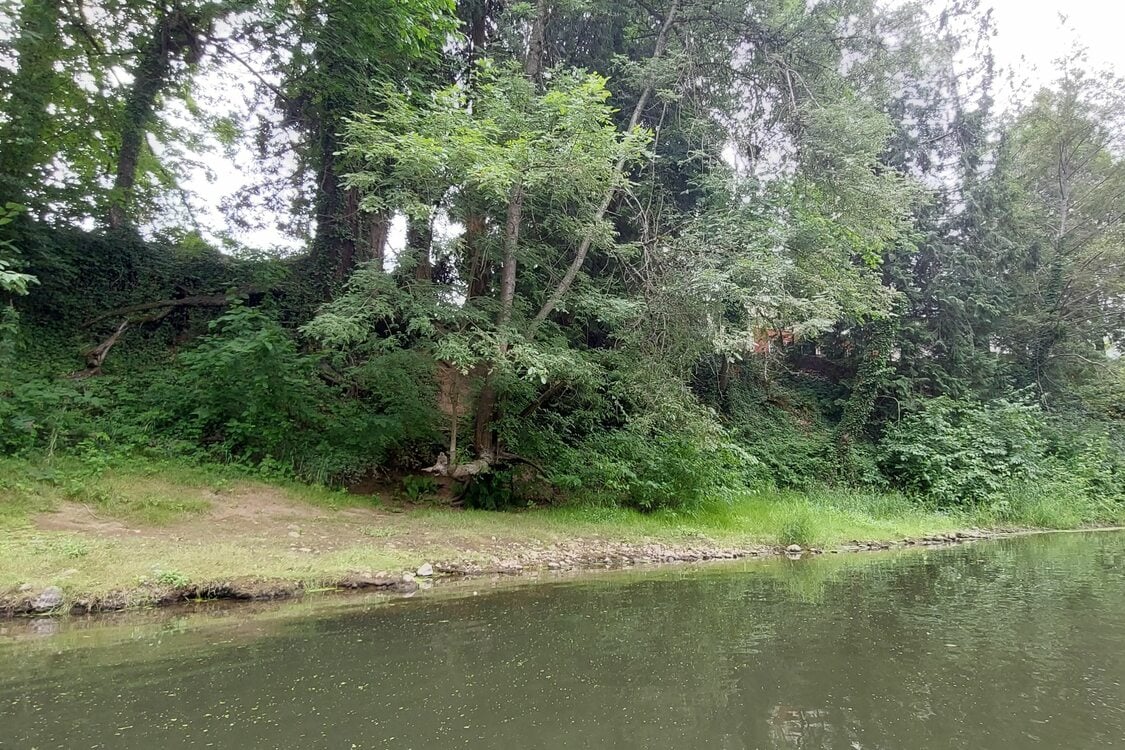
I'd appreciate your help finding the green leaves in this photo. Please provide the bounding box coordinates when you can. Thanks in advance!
[0,204,37,297]
[342,62,647,225]
[0,260,36,297]
[878,396,1050,506]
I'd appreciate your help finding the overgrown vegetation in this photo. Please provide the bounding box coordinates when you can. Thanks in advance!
[0,0,1122,528]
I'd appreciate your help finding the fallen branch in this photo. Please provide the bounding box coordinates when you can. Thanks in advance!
[519,381,568,419]
[498,451,549,479]
[85,290,251,327]
[72,319,131,378]
[423,450,548,481]
[73,289,252,377]
[423,452,492,480]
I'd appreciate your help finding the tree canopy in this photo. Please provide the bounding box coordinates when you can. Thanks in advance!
[0,0,1122,512]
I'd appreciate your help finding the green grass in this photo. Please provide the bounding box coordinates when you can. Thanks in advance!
[527,488,964,547]
[1,454,1122,610]
[0,528,426,595]
[487,484,1124,549]
[972,479,1125,529]
[0,455,380,530]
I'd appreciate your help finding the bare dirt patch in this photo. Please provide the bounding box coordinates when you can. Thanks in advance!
[36,504,133,537]
[32,482,462,555]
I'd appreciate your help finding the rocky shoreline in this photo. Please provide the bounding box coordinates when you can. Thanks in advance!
[0,529,1000,619]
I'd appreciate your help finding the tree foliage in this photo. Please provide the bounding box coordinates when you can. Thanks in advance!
[0,0,1122,513]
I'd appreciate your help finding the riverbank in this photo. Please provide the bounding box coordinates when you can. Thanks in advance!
[2,457,1122,617]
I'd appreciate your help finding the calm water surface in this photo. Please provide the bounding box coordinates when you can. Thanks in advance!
[1,532,1123,749]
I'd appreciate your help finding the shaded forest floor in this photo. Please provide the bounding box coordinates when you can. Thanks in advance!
[2,457,1121,617]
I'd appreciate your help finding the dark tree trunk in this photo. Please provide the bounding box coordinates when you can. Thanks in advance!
[309,124,359,282]
[718,356,732,405]
[363,209,390,271]
[473,382,498,460]
[464,210,491,299]
[305,0,365,286]
[407,214,434,281]
[524,0,549,86]
[459,5,493,301]
[109,5,209,230]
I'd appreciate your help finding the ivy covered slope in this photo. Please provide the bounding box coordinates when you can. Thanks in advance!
[1,0,1123,568]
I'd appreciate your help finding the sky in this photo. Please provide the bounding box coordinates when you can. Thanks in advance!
[184,0,1125,252]
[985,0,1125,80]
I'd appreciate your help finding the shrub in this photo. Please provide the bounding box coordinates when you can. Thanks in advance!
[176,304,321,462]
[1040,418,1125,505]
[173,307,441,483]
[551,426,748,511]
[877,396,1048,506]
[723,378,848,490]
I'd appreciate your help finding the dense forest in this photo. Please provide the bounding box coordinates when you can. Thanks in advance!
[0,0,1122,517]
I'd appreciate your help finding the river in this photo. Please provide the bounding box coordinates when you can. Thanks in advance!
[1,531,1123,749]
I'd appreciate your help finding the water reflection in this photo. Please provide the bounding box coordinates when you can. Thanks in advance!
[0,532,1122,749]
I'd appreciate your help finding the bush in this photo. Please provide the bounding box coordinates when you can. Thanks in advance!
[1040,418,1125,504]
[176,304,321,463]
[172,306,440,483]
[551,426,748,511]
[726,396,839,490]
[877,396,1048,506]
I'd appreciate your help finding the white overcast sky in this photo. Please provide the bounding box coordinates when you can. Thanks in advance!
[184,0,1125,251]
[984,0,1125,86]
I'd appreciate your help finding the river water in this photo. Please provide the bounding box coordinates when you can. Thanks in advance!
[1,531,1122,749]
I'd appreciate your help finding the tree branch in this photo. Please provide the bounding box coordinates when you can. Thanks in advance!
[85,290,253,327]
[528,0,681,335]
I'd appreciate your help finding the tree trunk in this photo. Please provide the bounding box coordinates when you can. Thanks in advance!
[109,6,208,230]
[306,0,365,285]
[308,121,360,283]
[363,209,390,271]
[469,3,543,461]
[472,381,498,461]
[407,214,434,281]
[497,183,524,327]
[471,182,524,458]
[524,0,550,86]
[464,210,491,299]
[718,356,732,411]
[0,0,61,204]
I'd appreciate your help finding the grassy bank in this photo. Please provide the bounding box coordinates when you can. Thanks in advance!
[2,456,1123,613]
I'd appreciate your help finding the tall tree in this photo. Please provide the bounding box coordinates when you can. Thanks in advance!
[108,1,232,229]
[272,0,456,283]
[991,61,1125,398]
[0,0,63,205]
